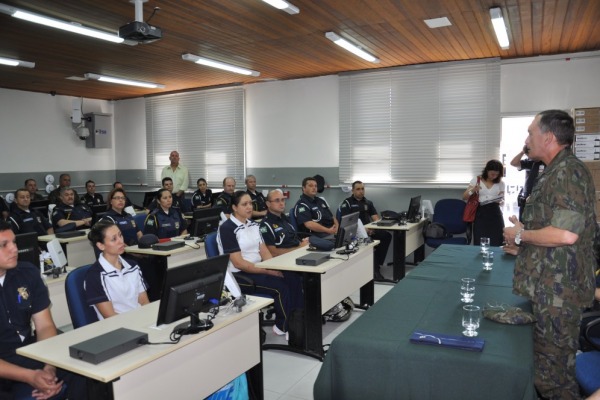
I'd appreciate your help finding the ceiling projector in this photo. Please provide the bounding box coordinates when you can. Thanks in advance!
[119,21,162,43]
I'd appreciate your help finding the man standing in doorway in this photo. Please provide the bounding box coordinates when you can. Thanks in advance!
[503,110,596,400]
[161,150,189,199]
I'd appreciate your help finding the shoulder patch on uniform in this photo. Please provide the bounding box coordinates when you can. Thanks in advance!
[259,226,268,234]
[147,219,155,226]
[298,206,306,213]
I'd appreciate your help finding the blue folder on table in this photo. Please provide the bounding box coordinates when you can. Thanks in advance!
[410,330,485,352]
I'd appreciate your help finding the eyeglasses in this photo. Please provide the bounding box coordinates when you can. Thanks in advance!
[268,198,285,203]
[112,196,126,200]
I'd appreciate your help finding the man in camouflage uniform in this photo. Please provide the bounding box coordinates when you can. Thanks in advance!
[504,110,596,399]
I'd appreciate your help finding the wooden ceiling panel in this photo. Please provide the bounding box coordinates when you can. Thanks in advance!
[0,0,598,100]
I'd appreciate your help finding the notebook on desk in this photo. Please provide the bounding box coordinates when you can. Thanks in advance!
[55,230,87,239]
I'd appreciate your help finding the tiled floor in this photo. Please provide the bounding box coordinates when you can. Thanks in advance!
[261,264,400,400]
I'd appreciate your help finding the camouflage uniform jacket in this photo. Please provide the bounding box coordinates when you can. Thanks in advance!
[514,148,596,308]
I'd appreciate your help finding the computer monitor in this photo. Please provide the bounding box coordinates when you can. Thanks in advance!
[143,190,158,208]
[406,195,422,223]
[334,211,360,249]
[92,211,109,226]
[191,208,221,237]
[156,254,229,334]
[90,204,108,215]
[30,199,49,216]
[16,232,40,266]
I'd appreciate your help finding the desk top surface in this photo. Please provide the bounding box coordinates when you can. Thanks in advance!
[256,240,378,273]
[365,219,426,231]
[38,230,90,243]
[17,296,272,383]
[125,238,204,256]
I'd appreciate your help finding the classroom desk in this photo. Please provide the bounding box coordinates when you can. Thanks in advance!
[364,219,427,281]
[256,241,378,360]
[314,245,535,400]
[38,230,95,269]
[124,238,206,269]
[18,296,273,400]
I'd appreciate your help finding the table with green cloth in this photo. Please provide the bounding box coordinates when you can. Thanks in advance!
[314,244,535,400]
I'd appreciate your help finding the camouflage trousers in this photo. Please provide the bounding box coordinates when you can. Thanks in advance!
[532,301,583,400]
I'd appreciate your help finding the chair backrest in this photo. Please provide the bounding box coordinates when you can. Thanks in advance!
[65,264,99,329]
[133,212,147,231]
[205,232,220,258]
[432,199,468,234]
[288,205,299,231]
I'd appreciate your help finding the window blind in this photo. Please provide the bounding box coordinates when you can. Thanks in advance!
[339,59,501,186]
[145,87,245,187]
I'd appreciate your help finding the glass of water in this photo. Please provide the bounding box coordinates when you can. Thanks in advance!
[460,278,475,303]
[482,251,494,271]
[480,237,490,253]
[462,305,481,337]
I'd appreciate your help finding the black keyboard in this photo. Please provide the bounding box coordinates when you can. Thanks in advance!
[55,231,87,239]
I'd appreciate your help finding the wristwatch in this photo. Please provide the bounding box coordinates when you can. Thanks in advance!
[514,228,524,246]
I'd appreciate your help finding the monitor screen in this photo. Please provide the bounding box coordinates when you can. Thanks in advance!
[156,254,229,333]
[16,232,40,266]
[191,208,221,237]
[334,211,360,249]
[92,211,109,226]
[406,195,422,223]
[30,199,49,217]
[90,204,108,215]
[143,191,158,208]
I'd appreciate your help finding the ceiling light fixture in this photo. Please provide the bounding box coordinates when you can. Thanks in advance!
[490,7,509,49]
[261,0,299,15]
[182,53,260,77]
[0,56,35,68]
[84,73,165,88]
[325,32,380,63]
[0,3,124,44]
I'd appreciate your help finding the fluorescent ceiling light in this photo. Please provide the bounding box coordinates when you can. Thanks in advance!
[424,17,452,29]
[0,3,124,44]
[0,56,35,68]
[261,0,299,15]
[490,7,509,49]
[182,53,260,77]
[325,32,380,63]
[84,73,164,88]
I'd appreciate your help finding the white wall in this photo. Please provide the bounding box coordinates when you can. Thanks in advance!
[245,75,339,168]
[0,89,114,172]
[114,97,146,170]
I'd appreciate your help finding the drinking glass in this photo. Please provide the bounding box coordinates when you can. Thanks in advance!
[480,237,490,253]
[460,278,475,303]
[462,305,481,337]
[482,251,494,271]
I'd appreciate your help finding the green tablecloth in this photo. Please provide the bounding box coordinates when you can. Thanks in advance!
[314,245,535,400]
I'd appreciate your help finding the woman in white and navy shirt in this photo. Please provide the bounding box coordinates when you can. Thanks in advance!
[217,191,302,336]
[85,220,149,319]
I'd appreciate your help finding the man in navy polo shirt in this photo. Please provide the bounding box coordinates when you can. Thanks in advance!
[294,177,338,238]
[9,188,53,236]
[260,189,309,256]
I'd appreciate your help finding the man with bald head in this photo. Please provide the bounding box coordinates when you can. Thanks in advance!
[213,177,236,217]
[161,150,189,198]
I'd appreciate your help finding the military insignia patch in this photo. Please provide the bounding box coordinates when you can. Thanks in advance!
[17,287,30,301]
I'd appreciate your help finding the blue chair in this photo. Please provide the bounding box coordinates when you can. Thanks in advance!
[65,265,99,329]
[288,205,299,231]
[577,351,600,396]
[205,232,219,258]
[134,212,147,232]
[424,199,471,248]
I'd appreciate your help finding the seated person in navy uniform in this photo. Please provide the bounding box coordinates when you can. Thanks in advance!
[294,177,338,238]
[146,177,186,213]
[245,175,267,220]
[51,187,92,230]
[213,177,236,217]
[85,220,149,320]
[8,188,53,236]
[260,189,309,256]
[80,180,105,207]
[339,180,392,280]
[24,179,45,201]
[0,221,87,399]
[191,178,213,209]
[0,196,8,221]
[48,174,80,205]
[98,188,142,246]
[112,182,143,211]
[218,191,303,336]
[143,188,187,239]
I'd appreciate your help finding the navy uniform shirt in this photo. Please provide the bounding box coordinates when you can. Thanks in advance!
[51,203,92,229]
[9,207,52,236]
[100,209,141,246]
[0,262,50,357]
[259,211,300,249]
[81,193,105,208]
[191,189,213,208]
[143,207,185,239]
[339,196,378,225]
[214,192,233,215]
[294,194,335,234]
[247,190,267,214]
[147,193,185,213]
